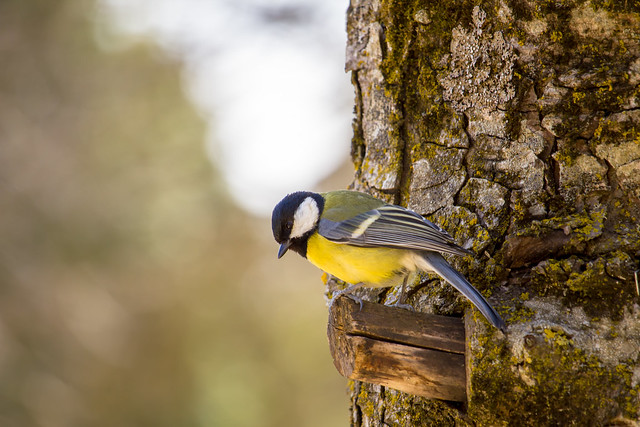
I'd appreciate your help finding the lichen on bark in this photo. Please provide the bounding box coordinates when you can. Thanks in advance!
[345,0,640,424]
[439,6,516,112]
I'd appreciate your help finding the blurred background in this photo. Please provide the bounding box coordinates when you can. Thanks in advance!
[0,0,353,426]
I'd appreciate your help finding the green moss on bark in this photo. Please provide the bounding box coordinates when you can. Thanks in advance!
[469,329,640,425]
[348,0,640,424]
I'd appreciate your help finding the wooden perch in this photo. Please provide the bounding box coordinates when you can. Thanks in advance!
[327,295,466,402]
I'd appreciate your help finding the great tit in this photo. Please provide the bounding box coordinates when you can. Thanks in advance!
[271,190,506,331]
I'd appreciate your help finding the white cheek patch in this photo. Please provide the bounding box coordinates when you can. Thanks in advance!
[291,196,320,238]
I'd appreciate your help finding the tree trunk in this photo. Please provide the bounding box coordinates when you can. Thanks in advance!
[344,1,640,424]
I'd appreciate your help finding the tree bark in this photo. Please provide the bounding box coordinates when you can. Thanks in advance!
[343,1,640,424]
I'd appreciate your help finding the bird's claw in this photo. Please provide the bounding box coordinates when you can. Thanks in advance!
[328,283,365,311]
[388,301,415,312]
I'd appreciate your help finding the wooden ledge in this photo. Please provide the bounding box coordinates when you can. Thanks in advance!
[327,295,466,402]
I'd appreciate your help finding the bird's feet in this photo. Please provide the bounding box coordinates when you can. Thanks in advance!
[328,283,365,311]
[385,276,415,311]
[388,301,415,312]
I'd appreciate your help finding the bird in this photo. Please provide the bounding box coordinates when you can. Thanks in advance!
[271,189,506,331]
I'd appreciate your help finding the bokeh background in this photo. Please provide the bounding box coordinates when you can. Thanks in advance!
[0,1,353,426]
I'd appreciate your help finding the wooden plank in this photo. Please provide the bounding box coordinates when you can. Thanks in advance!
[329,296,465,354]
[327,295,466,402]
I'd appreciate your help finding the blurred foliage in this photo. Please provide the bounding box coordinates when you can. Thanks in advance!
[0,1,346,426]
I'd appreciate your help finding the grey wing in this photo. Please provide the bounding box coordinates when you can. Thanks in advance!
[318,205,471,257]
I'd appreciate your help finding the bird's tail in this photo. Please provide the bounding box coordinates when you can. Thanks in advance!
[420,252,506,331]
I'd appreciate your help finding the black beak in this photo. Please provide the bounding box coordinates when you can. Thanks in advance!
[277,241,291,259]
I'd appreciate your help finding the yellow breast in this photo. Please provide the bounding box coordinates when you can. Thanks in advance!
[306,233,413,287]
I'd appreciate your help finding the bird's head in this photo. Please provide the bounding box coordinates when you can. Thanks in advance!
[271,191,324,258]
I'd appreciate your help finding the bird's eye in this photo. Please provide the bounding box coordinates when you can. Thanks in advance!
[285,220,293,231]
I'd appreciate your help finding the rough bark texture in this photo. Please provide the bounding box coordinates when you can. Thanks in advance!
[342,0,640,424]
